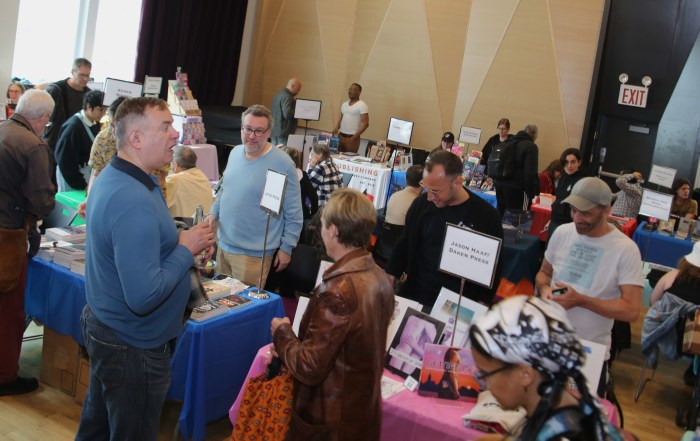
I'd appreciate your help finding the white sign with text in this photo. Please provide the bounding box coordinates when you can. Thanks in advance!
[103,78,143,106]
[638,189,673,221]
[294,99,322,121]
[439,223,502,288]
[143,76,163,95]
[648,164,677,188]
[260,169,287,215]
[459,126,482,145]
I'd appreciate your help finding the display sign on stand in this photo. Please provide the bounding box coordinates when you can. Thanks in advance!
[294,99,322,139]
[638,189,673,221]
[250,170,288,299]
[648,164,677,189]
[103,78,143,106]
[143,76,163,97]
[438,223,502,346]
[294,99,321,121]
[458,126,481,145]
[387,117,414,147]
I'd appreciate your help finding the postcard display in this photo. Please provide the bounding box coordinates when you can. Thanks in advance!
[167,69,206,145]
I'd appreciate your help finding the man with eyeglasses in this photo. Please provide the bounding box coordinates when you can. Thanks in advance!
[386,150,503,310]
[0,89,56,396]
[332,83,369,154]
[207,104,302,287]
[43,58,93,153]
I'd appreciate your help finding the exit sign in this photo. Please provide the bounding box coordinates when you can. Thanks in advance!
[618,84,648,108]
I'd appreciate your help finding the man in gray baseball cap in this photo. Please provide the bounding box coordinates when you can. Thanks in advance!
[535,176,643,394]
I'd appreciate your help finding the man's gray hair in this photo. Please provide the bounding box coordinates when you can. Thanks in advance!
[241,104,274,130]
[173,145,197,169]
[15,89,55,120]
[524,124,538,140]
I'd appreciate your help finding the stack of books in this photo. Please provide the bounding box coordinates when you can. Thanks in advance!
[52,244,86,268]
[189,301,228,322]
[209,277,249,297]
[70,258,86,276]
[45,226,86,244]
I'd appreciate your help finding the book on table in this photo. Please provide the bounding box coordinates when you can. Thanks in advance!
[189,300,228,322]
[45,225,86,244]
[201,280,231,300]
[417,343,480,401]
[52,244,86,268]
[214,294,252,310]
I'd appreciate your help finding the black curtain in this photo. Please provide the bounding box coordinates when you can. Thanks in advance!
[134,0,248,106]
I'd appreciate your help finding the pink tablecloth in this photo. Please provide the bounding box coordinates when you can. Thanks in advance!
[230,345,618,440]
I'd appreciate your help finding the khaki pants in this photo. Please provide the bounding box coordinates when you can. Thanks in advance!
[216,248,273,287]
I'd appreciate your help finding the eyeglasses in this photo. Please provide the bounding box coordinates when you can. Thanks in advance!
[497,126,508,131]
[241,126,269,137]
[419,176,458,197]
[474,364,514,383]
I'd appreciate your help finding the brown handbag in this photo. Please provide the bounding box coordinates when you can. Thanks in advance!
[0,226,28,294]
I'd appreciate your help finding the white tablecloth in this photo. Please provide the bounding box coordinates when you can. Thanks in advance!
[333,156,392,209]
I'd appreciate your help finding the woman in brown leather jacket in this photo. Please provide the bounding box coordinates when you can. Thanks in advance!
[271,188,395,441]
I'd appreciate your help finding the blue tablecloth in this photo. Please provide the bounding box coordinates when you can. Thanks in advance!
[500,233,540,288]
[632,222,694,267]
[390,170,497,209]
[25,258,284,441]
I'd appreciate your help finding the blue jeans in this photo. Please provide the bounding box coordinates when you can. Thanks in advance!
[75,306,172,441]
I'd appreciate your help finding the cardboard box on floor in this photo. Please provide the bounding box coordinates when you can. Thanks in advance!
[40,328,79,396]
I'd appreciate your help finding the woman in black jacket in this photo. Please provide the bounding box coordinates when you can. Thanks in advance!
[548,148,587,242]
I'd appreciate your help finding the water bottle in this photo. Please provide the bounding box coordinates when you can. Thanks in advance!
[192,205,206,270]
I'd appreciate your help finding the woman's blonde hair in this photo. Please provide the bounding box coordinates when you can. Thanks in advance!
[322,188,376,248]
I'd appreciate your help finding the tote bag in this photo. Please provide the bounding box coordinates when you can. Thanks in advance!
[232,361,293,441]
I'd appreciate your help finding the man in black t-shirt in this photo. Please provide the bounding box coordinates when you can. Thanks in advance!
[386,150,503,310]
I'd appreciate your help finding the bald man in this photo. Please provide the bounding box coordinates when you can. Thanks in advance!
[271,78,302,146]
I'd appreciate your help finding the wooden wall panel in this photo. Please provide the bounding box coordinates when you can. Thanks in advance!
[360,0,443,146]
[549,0,605,151]
[454,0,520,146]
[241,0,605,168]
[425,0,471,133]
[468,0,569,165]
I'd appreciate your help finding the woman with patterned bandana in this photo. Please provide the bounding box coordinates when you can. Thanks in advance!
[469,296,626,441]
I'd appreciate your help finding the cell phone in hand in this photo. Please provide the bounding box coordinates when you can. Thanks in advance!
[551,287,568,295]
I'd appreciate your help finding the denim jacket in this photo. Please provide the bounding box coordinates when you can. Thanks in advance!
[642,292,699,369]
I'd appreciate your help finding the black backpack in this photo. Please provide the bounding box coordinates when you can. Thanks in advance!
[487,140,517,179]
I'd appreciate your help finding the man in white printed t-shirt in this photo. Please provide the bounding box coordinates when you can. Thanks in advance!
[535,176,643,394]
[333,83,369,154]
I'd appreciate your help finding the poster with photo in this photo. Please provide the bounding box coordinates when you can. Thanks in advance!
[430,288,487,349]
[385,308,445,381]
